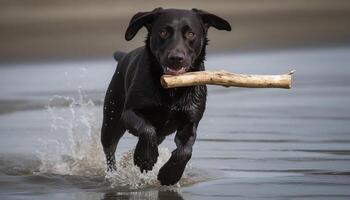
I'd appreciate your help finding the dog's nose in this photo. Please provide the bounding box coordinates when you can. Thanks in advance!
[168,52,185,63]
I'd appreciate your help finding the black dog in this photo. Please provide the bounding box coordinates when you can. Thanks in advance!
[101,8,231,185]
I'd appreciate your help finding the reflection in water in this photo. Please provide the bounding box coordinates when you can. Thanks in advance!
[157,191,184,200]
[102,190,184,200]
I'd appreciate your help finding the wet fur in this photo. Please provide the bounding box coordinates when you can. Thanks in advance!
[101,8,230,185]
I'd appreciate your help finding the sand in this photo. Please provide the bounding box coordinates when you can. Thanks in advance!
[1,0,350,63]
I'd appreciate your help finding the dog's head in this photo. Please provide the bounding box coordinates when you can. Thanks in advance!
[125,8,231,75]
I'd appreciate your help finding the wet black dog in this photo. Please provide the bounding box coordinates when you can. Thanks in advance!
[101,8,231,185]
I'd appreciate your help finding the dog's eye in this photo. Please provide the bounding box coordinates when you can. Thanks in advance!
[159,30,169,39]
[185,31,195,39]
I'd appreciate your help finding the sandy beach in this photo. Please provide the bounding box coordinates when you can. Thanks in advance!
[1,0,350,63]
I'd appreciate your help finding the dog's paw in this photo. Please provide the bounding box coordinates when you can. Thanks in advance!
[133,134,159,173]
[106,163,117,172]
[157,149,191,185]
[157,159,185,185]
[106,154,117,172]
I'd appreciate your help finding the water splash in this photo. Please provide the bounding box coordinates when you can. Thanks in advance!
[36,88,105,176]
[35,88,195,188]
[106,148,192,189]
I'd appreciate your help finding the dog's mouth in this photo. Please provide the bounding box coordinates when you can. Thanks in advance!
[164,66,187,75]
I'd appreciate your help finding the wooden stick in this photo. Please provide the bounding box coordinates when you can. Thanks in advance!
[161,70,295,89]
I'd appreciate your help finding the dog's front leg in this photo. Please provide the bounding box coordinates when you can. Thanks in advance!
[157,123,197,185]
[121,109,159,172]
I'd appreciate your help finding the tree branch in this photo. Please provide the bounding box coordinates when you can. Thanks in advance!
[161,70,295,89]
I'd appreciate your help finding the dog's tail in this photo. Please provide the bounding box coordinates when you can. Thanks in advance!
[113,51,127,62]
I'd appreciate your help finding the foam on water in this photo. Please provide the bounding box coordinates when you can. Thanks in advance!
[35,88,193,189]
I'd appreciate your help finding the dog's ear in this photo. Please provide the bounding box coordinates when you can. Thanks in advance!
[192,8,231,31]
[125,7,163,41]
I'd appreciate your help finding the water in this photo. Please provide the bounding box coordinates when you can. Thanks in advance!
[1,47,350,199]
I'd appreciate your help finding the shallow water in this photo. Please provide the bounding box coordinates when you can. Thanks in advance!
[1,47,350,199]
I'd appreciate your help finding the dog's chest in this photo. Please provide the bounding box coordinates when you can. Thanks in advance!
[167,86,206,112]
[162,86,206,120]
[140,98,191,127]
[135,84,206,130]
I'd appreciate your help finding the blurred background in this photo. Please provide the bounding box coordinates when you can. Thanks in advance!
[1,0,350,63]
